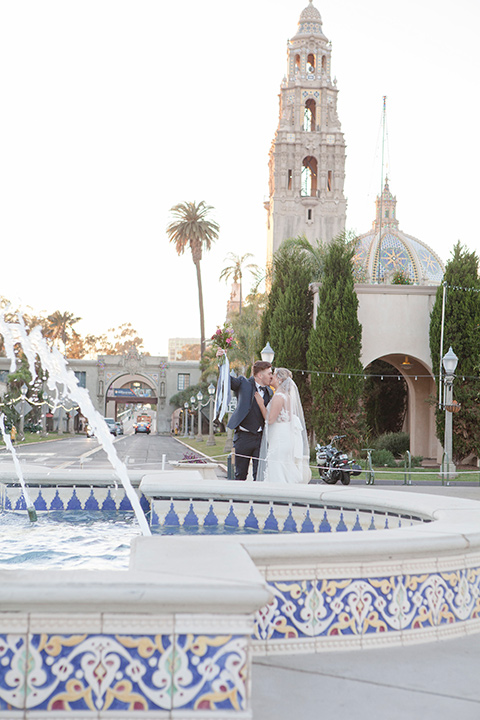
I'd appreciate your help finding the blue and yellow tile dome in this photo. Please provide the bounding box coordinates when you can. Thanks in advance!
[353,180,445,285]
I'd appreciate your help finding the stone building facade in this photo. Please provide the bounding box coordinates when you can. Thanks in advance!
[0,350,201,434]
[265,0,347,265]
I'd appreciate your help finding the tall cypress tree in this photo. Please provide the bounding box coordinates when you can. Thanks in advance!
[307,235,365,450]
[429,242,480,460]
[260,244,313,424]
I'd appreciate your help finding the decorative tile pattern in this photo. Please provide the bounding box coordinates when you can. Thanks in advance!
[0,634,27,711]
[172,634,248,712]
[253,567,480,645]
[0,484,147,514]
[149,498,420,535]
[0,632,248,714]
[1,484,423,538]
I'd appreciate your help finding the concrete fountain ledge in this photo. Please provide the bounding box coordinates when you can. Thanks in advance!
[139,479,480,652]
[2,480,480,718]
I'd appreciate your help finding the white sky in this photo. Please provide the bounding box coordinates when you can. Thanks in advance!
[1,0,478,356]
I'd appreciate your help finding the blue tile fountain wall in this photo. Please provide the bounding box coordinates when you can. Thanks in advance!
[150,497,422,534]
[253,566,480,651]
[0,629,248,716]
[0,483,150,515]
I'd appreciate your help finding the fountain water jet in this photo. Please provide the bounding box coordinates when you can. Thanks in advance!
[0,312,151,535]
[0,413,37,521]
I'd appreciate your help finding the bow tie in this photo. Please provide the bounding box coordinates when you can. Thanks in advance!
[257,385,266,392]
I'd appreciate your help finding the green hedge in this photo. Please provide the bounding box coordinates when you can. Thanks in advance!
[374,432,410,457]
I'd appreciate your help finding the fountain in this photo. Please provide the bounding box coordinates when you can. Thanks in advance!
[0,313,150,535]
[2,316,480,717]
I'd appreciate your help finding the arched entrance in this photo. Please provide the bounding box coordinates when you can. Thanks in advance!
[366,353,438,458]
[105,373,158,428]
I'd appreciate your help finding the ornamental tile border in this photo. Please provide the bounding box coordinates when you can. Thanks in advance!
[253,565,480,651]
[0,632,250,716]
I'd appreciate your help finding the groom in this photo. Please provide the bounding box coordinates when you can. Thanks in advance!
[227,360,273,481]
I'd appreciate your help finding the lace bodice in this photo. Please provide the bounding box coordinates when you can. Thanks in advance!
[273,393,291,423]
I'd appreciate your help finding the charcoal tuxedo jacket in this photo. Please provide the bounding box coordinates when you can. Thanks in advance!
[227,375,272,432]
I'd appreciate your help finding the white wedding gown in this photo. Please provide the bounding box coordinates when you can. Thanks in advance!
[262,396,311,484]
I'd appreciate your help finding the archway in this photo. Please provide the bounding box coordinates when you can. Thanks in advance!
[366,353,438,458]
[364,359,407,437]
[105,373,158,428]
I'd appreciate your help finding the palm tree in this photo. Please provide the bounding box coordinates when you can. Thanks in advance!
[166,201,220,356]
[45,311,81,356]
[219,252,259,315]
[282,235,326,281]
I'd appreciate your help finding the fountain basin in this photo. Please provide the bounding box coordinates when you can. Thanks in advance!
[2,477,480,717]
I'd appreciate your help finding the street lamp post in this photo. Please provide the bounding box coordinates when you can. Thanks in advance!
[260,342,275,365]
[18,383,28,441]
[442,346,458,483]
[183,402,189,436]
[190,396,196,438]
[196,390,204,442]
[206,383,216,446]
[41,376,48,437]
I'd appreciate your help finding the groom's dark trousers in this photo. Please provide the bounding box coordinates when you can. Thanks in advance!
[233,429,263,482]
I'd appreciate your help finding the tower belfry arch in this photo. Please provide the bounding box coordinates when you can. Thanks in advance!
[265,0,346,265]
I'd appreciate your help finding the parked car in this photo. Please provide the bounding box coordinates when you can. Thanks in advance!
[115,421,124,435]
[134,421,151,434]
[104,418,118,436]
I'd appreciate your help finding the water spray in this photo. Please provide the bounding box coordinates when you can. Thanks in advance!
[0,313,151,535]
[0,414,37,522]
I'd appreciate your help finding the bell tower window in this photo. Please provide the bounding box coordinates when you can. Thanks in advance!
[301,156,318,196]
[295,54,301,73]
[307,53,315,74]
[322,55,327,72]
[303,98,316,132]
[287,169,293,190]
[327,170,333,192]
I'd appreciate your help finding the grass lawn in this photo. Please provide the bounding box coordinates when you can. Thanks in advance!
[177,434,480,484]
[177,433,232,465]
[1,432,75,447]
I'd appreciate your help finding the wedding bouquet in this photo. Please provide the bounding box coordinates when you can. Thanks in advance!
[210,323,235,352]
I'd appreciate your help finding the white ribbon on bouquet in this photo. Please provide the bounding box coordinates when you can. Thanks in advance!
[215,354,231,422]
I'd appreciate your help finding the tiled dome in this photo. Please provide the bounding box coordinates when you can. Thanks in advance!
[294,0,325,38]
[299,0,322,23]
[353,180,445,285]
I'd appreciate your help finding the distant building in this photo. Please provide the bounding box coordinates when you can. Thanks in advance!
[271,2,447,463]
[168,338,201,362]
[226,282,241,319]
[265,0,347,265]
[0,348,201,434]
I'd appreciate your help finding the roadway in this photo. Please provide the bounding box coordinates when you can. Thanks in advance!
[0,432,200,473]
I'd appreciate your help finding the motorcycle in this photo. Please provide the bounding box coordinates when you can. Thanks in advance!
[314,434,361,485]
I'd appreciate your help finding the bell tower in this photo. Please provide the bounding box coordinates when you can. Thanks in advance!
[265,1,346,265]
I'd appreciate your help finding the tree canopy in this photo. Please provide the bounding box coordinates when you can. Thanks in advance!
[166,200,220,356]
[429,242,480,460]
[307,234,365,450]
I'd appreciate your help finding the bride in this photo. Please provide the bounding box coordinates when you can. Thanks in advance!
[255,367,311,484]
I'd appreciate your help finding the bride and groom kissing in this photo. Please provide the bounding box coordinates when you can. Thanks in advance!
[217,350,311,484]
